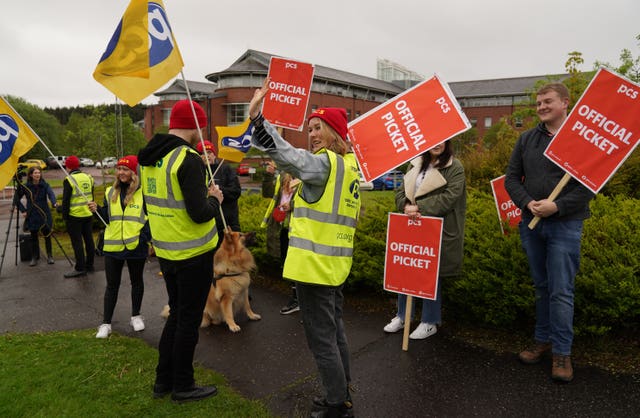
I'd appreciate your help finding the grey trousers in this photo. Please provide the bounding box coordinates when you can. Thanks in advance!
[296,282,351,405]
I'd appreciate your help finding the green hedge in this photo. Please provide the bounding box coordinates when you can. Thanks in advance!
[240,189,640,337]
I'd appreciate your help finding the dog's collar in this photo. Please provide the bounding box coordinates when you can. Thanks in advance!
[214,272,244,280]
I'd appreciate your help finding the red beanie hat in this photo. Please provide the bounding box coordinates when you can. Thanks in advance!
[169,100,207,130]
[196,140,215,154]
[307,107,348,140]
[65,155,80,170]
[117,155,138,174]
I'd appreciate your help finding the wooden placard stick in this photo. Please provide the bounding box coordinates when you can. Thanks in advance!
[402,296,413,351]
[528,172,571,229]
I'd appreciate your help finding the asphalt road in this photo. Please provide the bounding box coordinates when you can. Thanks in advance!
[1,217,639,417]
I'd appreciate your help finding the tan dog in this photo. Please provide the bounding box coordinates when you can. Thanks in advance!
[202,229,261,332]
[159,230,261,332]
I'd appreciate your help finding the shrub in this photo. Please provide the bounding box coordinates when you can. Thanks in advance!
[243,187,640,337]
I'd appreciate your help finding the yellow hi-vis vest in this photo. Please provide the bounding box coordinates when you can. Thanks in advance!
[139,146,218,260]
[283,150,361,286]
[261,174,282,228]
[102,186,147,252]
[68,172,93,218]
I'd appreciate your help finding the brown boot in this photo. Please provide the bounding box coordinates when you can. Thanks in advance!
[518,341,551,364]
[552,354,574,382]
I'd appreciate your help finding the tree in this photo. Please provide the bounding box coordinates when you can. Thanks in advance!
[595,34,640,82]
[61,109,146,160]
[5,96,63,159]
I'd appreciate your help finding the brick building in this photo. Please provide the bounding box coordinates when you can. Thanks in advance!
[143,49,566,148]
[144,49,403,149]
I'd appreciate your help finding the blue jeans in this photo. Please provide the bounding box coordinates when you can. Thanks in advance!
[396,277,442,324]
[519,218,583,356]
[296,283,350,406]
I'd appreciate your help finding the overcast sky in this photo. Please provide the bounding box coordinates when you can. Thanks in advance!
[1,0,638,108]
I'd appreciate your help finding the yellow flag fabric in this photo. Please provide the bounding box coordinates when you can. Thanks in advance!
[0,97,40,188]
[215,119,253,163]
[93,0,183,106]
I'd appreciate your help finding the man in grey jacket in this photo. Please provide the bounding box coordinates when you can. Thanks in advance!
[505,83,594,383]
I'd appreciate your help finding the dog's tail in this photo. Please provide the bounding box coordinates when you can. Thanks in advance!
[160,304,170,319]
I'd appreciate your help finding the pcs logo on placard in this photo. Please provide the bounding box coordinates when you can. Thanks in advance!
[0,114,19,164]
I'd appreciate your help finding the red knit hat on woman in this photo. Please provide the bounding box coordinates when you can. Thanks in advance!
[307,107,348,140]
[169,100,208,130]
[117,155,138,174]
[196,140,215,154]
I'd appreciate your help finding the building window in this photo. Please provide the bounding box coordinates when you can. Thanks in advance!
[484,117,492,128]
[162,109,171,127]
[311,104,318,112]
[470,118,477,127]
[346,109,352,120]
[226,104,248,125]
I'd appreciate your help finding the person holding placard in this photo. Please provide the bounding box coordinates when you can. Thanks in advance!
[261,161,301,314]
[249,78,360,418]
[383,140,466,339]
[505,83,594,383]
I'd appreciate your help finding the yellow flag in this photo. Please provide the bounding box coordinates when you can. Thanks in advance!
[215,119,253,163]
[93,0,184,106]
[0,97,40,188]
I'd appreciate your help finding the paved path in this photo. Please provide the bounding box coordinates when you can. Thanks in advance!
[0,218,639,417]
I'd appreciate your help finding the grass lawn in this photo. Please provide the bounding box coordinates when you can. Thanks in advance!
[0,330,273,417]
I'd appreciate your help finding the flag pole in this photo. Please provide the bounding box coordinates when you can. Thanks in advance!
[180,72,228,233]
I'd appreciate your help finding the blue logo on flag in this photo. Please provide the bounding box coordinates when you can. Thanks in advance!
[148,2,175,66]
[0,114,18,163]
[221,124,254,153]
[97,2,175,67]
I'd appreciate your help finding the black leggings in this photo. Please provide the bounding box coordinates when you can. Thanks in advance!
[30,227,52,259]
[103,256,146,324]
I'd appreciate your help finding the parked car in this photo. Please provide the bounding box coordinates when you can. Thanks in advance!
[18,159,47,171]
[236,163,251,176]
[358,172,374,191]
[372,170,404,190]
[98,157,118,169]
[79,157,94,167]
[46,156,66,169]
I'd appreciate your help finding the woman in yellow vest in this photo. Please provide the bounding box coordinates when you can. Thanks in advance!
[250,79,360,418]
[88,156,150,339]
[261,161,301,314]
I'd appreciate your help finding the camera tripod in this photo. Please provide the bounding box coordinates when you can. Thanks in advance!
[0,178,73,278]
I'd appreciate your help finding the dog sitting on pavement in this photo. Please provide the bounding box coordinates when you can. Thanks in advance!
[160,229,261,332]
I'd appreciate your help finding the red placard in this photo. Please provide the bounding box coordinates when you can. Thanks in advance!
[384,213,443,300]
[544,68,640,193]
[349,75,470,182]
[262,57,314,131]
[490,175,521,234]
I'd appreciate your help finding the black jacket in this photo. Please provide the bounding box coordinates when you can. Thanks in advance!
[505,123,594,221]
[208,161,241,232]
[138,133,220,225]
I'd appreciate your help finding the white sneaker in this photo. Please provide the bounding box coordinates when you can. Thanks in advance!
[383,317,404,333]
[130,315,145,332]
[409,322,437,340]
[96,324,111,339]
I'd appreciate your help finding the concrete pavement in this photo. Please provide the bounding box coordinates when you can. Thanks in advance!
[1,216,639,417]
